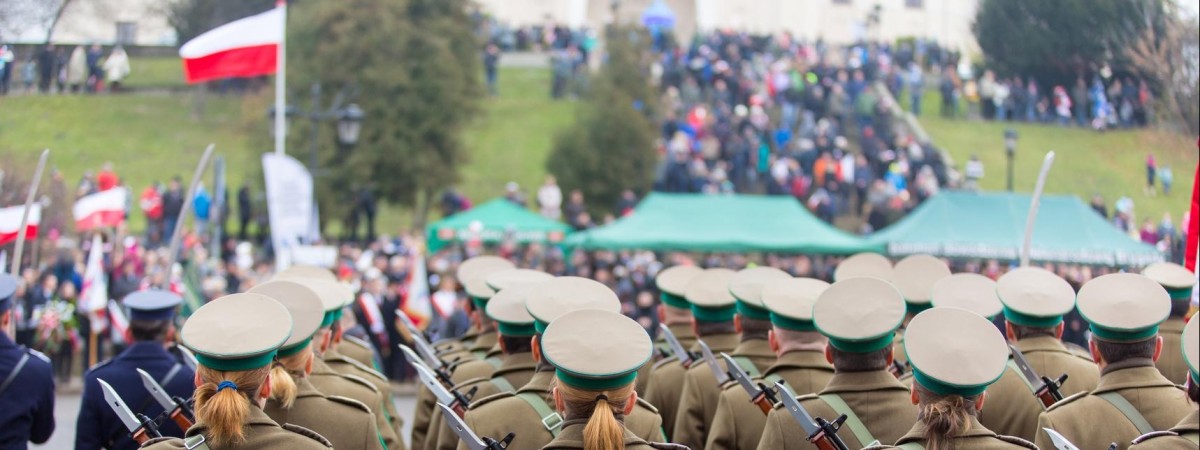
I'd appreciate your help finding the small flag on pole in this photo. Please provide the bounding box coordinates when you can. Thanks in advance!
[81,235,109,334]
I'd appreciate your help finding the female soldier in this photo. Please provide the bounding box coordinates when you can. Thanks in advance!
[539,309,686,450]
[140,293,331,449]
[249,280,385,450]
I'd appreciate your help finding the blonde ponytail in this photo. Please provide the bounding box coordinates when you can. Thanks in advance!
[914,385,977,450]
[194,366,271,446]
[557,383,634,450]
[269,363,298,409]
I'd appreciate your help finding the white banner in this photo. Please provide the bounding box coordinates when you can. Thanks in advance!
[262,153,316,270]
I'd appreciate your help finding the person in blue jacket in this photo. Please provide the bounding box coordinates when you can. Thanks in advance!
[0,273,55,449]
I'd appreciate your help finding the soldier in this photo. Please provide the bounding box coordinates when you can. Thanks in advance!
[0,273,54,449]
[982,267,1099,441]
[1142,262,1195,385]
[672,267,780,449]
[76,290,196,450]
[1035,273,1192,450]
[758,276,917,450]
[539,309,686,450]
[139,293,332,449]
[322,289,405,441]
[867,307,1036,449]
[635,265,703,396]
[430,256,514,358]
[707,276,835,450]
[929,272,1003,319]
[833,252,892,281]
[888,255,951,366]
[1130,317,1199,448]
[251,280,385,450]
[640,266,706,440]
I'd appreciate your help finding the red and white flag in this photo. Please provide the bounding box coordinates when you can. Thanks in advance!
[81,235,109,333]
[402,250,434,327]
[0,204,40,246]
[179,5,284,84]
[74,187,128,231]
[108,299,129,345]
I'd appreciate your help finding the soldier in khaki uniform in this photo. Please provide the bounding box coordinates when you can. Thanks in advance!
[636,265,703,396]
[672,267,781,449]
[1142,262,1196,385]
[888,255,951,366]
[339,334,381,370]
[250,280,386,450]
[140,293,332,450]
[758,276,917,450]
[868,307,1035,449]
[708,277,835,450]
[980,268,1099,441]
[1036,273,1192,450]
[1131,317,1199,449]
[640,266,707,440]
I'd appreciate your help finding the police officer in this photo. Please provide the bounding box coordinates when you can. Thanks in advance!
[251,280,386,450]
[640,265,706,440]
[982,267,1099,441]
[673,267,780,449]
[0,273,54,449]
[888,255,952,366]
[1142,261,1195,385]
[707,276,835,450]
[1035,273,1192,450]
[1131,317,1199,448]
[539,309,686,450]
[868,307,1036,449]
[634,265,703,396]
[139,293,331,449]
[76,290,195,450]
[759,276,918,450]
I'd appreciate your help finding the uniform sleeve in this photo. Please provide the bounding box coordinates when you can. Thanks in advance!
[672,372,705,450]
[424,407,444,450]
[30,366,56,444]
[365,407,387,450]
[1033,411,1055,450]
[74,377,104,450]
[704,393,737,450]
[411,387,435,450]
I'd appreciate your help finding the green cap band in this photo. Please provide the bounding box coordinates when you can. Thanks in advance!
[533,319,549,334]
[735,301,772,321]
[471,297,488,311]
[497,322,538,337]
[277,337,313,358]
[826,332,895,354]
[1002,306,1064,328]
[661,292,690,309]
[1088,324,1160,342]
[1165,286,1193,301]
[691,304,737,323]
[331,308,344,322]
[555,369,638,390]
[906,302,933,314]
[320,311,336,328]
[195,350,279,372]
[769,312,816,331]
[911,367,992,397]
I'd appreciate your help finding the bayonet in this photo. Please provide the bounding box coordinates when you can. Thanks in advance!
[413,363,472,417]
[400,344,452,384]
[100,379,162,444]
[777,381,849,450]
[178,346,198,372]
[697,340,731,385]
[658,324,695,368]
[1041,428,1081,450]
[721,352,778,415]
[437,403,515,450]
[398,313,447,370]
[1010,345,1067,408]
[138,368,193,430]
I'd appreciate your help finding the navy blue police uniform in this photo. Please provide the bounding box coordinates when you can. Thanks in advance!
[0,273,56,449]
[75,290,196,450]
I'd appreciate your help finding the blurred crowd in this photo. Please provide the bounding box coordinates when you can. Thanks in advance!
[0,43,131,95]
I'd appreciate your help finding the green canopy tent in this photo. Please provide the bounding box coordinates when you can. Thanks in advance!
[426,199,572,252]
[565,193,879,254]
[866,191,1163,266]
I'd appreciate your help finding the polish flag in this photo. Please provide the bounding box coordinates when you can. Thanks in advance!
[402,249,433,327]
[81,235,109,333]
[179,5,284,84]
[74,187,128,231]
[0,204,40,246]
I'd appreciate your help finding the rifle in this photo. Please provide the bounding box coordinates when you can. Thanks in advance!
[658,324,696,368]
[1010,345,1068,408]
[697,340,731,385]
[721,353,779,415]
[436,403,515,450]
[100,379,162,444]
[138,368,194,431]
[776,381,850,450]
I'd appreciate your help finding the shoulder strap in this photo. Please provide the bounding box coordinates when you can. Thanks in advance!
[484,356,503,369]
[515,391,563,436]
[0,353,30,396]
[732,355,761,378]
[1184,432,1199,444]
[897,443,925,450]
[161,363,183,387]
[1096,392,1155,435]
[489,376,514,394]
[1005,359,1046,410]
[818,393,876,446]
[763,373,784,385]
[183,434,209,450]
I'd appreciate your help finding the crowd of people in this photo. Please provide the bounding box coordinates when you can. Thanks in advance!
[0,43,131,95]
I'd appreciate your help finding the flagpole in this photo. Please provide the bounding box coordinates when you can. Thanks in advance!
[10,149,49,275]
[1020,151,1056,267]
[274,0,287,155]
[163,144,215,288]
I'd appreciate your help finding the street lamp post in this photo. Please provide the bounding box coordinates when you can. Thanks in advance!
[1004,128,1018,192]
[268,83,365,174]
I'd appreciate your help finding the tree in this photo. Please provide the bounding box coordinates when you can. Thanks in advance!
[1123,2,1200,134]
[0,0,75,43]
[547,26,658,218]
[162,0,275,45]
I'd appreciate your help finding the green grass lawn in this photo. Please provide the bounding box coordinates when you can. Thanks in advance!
[123,57,188,90]
[907,90,1197,227]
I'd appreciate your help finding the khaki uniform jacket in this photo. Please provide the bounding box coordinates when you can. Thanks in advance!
[309,358,404,450]
[139,404,332,449]
[429,352,539,450]
[672,338,776,450]
[1156,318,1189,385]
[1035,359,1192,450]
[541,420,688,450]
[456,371,667,450]
[706,350,833,450]
[643,333,738,441]
[412,332,499,450]
[1130,409,1200,449]
[340,335,381,370]
[264,377,385,450]
[326,345,405,439]
[866,417,1036,449]
[636,323,697,396]
[757,370,917,450]
[981,335,1100,441]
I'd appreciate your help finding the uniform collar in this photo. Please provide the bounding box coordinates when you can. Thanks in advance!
[119,341,173,360]
[492,351,537,377]
[518,370,556,393]
[469,332,499,352]
[731,338,775,359]
[1170,409,1199,434]
[821,369,910,394]
[697,332,740,353]
[662,323,696,345]
[1095,361,1177,393]
[1159,317,1187,333]
[310,357,337,376]
[765,349,833,375]
[1014,336,1074,355]
[294,377,324,399]
[324,344,344,360]
[896,416,995,444]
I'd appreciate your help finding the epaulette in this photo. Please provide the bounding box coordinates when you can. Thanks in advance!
[467,391,514,410]
[1045,391,1088,412]
[451,377,489,391]
[327,394,373,414]
[795,393,820,402]
[334,355,388,382]
[26,348,50,364]
[338,373,380,393]
[343,335,375,351]
[648,442,691,450]
[85,358,114,375]
[635,397,659,414]
[282,423,333,448]
[138,436,178,447]
[995,434,1038,449]
[652,356,680,371]
[1131,430,1178,444]
[1064,342,1092,359]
